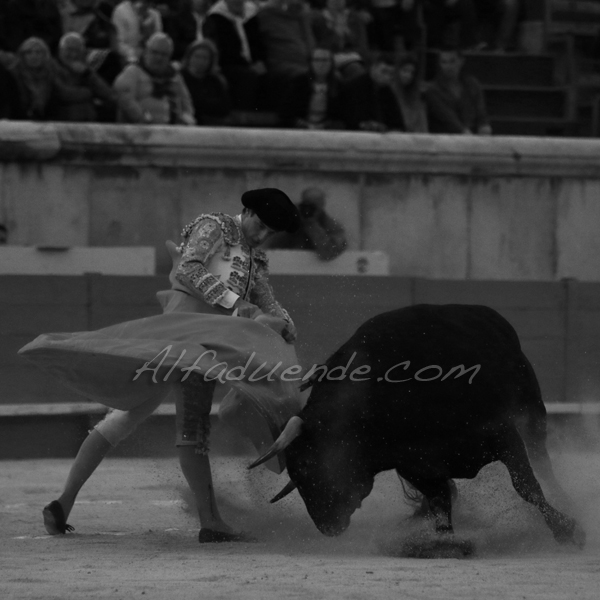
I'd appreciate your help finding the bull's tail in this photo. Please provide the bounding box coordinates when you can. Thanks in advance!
[517,355,572,508]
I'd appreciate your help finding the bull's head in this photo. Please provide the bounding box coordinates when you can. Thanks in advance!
[248,415,374,536]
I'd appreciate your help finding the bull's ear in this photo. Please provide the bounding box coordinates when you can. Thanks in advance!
[247,416,304,470]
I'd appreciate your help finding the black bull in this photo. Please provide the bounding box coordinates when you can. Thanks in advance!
[250,304,585,547]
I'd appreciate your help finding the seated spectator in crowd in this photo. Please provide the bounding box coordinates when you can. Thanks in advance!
[153,0,197,61]
[181,39,232,124]
[423,0,481,51]
[202,0,265,111]
[368,0,424,54]
[311,0,370,71]
[52,32,117,122]
[255,0,314,93]
[339,52,405,132]
[265,187,347,261]
[279,47,343,129]
[334,52,365,81]
[2,38,58,121]
[112,0,163,63]
[0,63,23,119]
[113,32,195,124]
[390,52,427,132]
[60,0,124,85]
[474,0,522,52]
[1,0,63,54]
[424,47,491,134]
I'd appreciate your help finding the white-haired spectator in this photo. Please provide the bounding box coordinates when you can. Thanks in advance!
[113,32,195,124]
[112,0,163,63]
[60,0,124,85]
[53,32,118,122]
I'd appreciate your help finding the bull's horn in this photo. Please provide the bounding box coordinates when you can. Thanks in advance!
[247,416,304,470]
[270,480,297,503]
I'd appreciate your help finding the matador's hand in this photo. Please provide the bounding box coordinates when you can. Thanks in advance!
[281,322,297,344]
[233,299,262,318]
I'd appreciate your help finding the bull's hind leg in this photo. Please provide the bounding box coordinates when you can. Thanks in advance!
[517,357,572,507]
[498,427,585,547]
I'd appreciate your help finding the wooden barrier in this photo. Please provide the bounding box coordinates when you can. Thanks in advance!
[3,274,600,408]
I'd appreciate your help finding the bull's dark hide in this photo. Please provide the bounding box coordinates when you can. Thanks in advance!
[260,304,585,547]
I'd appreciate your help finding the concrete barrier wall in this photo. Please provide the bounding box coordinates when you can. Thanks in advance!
[4,274,600,407]
[2,122,600,279]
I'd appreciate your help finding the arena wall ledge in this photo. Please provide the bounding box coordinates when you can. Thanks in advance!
[2,122,600,279]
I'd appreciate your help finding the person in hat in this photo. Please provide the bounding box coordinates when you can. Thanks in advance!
[37,188,302,543]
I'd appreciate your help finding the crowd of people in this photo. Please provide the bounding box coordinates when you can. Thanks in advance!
[0,0,528,134]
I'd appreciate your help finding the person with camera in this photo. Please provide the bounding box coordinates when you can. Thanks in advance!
[265,187,347,261]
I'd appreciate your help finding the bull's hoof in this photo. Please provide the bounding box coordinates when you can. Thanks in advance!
[554,519,586,549]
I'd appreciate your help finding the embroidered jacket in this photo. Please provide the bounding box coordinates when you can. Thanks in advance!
[175,212,292,323]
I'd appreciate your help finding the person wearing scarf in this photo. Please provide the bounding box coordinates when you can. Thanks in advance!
[202,0,266,110]
[113,32,195,124]
[181,39,232,125]
[390,52,428,133]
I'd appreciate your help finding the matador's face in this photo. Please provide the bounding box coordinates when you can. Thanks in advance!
[241,210,277,248]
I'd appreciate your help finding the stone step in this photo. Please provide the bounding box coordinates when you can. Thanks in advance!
[483,85,569,118]
[490,116,578,136]
[464,52,556,87]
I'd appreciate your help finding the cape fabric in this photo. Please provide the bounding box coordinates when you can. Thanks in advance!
[19,312,305,472]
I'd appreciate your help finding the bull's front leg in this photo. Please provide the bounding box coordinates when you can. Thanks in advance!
[408,478,454,534]
[498,427,585,547]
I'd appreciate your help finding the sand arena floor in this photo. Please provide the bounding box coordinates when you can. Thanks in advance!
[1,450,599,600]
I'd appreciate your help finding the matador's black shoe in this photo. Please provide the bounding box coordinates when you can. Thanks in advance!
[43,500,75,535]
[198,528,257,543]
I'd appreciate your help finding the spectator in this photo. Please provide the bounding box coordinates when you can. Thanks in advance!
[4,38,57,121]
[423,0,481,51]
[153,0,197,61]
[255,0,314,90]
[1,0,63,55]
[202,0,265,111]
[113,32,195,124]
[310,0,370,69]
[339,52,405,132]
[0,224,7,245]
[112,0,163,63]
[333,52,365,81]
[52,32,117,122]
[60,0,124,84]
[424,47,491,134]
[279,47,343,129]
[390,52,427,132]
[180,39,232,124]
[265,187,347,261]
[0,63,23,119]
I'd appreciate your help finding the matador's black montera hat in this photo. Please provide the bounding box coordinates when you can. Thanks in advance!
[242,188,301,233]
